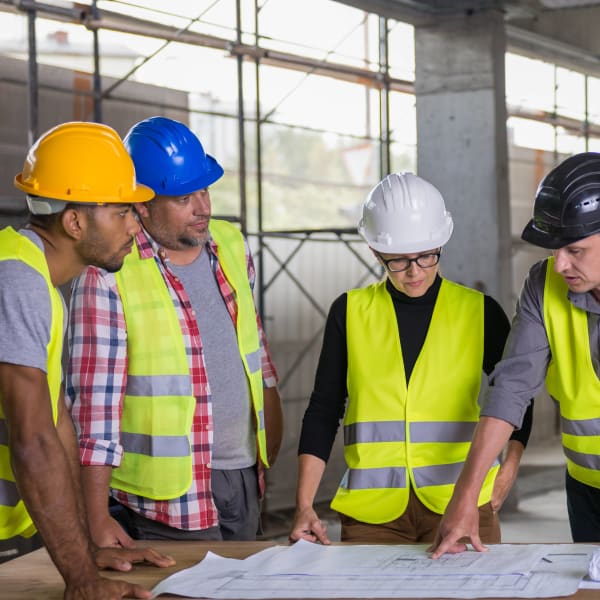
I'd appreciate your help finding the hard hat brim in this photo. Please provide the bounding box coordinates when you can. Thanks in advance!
[521,219,586,249]
[14,173,155,205]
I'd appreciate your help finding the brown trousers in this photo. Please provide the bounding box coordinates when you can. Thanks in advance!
[339,485,500,544]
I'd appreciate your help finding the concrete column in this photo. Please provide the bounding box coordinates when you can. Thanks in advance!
[415,9,512,312]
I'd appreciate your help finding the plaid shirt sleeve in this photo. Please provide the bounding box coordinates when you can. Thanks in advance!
[242,237,279,388]
[66,266,127,467]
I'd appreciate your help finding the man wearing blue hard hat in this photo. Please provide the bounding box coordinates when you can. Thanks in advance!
[67,116,283,545]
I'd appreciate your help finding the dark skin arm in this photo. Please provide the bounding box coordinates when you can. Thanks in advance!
[0,363,170,599]
[263,386,283,466]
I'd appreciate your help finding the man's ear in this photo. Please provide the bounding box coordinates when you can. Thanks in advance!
[60,207,86,241]
[135,201,150,219]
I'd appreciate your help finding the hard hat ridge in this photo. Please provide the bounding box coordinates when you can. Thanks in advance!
[14,121,154,210]
[358,172,453,254]
[124,116,224,197]
[522,152,600,249]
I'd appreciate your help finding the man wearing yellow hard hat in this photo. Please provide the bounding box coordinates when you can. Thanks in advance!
[0,122,174,599]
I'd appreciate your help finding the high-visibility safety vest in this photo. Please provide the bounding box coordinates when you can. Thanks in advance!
[0,227,63,539]
[331,278,498,523]
[113,219,267,500]
[544,257,600,489]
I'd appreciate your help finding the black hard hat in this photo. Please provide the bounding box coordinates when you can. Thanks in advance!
[521,152,600,249]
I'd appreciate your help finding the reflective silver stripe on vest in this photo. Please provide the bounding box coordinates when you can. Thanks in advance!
[0,479,21,507]
[245,349,261,374]
[121,432,190,457]
[410,421,476,443]
[561,416,600,437]
[0,419,7,445]
[257,409,265,431]
[341,466,407,490]
[413,457,501,488]
[344,421,406,445]
[126,374,192,397]
[564,447,600,471]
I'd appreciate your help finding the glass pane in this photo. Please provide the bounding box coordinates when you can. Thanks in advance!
[556,67,585,121]
[391,141,416,174]
[98,0,238,40]
[258,0,375,70]
[259,64,371,136]
[556,128,586,155]
[506,53,554,113]
[389,91,416,146]
[588,137,600,152]
[388,20,415,81]
[508,117,555,152]
[134,43,238,110]
[588,77,600,125]
[260,123,374,231]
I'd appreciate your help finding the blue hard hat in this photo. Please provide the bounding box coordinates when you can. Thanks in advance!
[123,116,224,196]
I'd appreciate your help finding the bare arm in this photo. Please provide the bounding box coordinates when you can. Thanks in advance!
[0,363,99,586]
[80,465,135,549]
[491,439,525,513]
[429,416,514,558]
[263,386,283,466]
[289,453,330,544]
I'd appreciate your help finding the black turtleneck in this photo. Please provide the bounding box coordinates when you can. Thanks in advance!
[298,275,533,462]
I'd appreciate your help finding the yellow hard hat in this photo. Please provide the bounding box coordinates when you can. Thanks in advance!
[14,121,154,206]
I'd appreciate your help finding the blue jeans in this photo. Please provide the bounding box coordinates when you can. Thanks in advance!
[565,470,600,542]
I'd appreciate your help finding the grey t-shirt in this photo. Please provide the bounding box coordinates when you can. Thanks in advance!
[169,247,255,470]
[482,258,600,427]
[0,229,66,374]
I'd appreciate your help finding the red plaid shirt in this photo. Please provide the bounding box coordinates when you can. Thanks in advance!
[67,226,278,530]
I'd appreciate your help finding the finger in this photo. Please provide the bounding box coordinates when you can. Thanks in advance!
[127,583,153,599]
[468,533,488,553]
[429,537,468,559]
[98,556,133,572]
[312,523,331,545]
[140,548,176,567]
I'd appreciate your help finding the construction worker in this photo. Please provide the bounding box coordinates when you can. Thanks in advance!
[0,122,175,599]
[67,116,283,546]
[290,172,532,544]
[431,152,600,557]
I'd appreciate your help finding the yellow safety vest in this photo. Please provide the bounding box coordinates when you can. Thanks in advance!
[331,278,498,523]
[113,220,267,500]
[544,257,600,489]
[0,227,63,539]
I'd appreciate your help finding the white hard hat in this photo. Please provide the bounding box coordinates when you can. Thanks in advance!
[358,172,453,253]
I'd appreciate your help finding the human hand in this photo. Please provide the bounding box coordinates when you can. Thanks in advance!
[94,546,175,571]
[427,498,486,559]
[90,516,136,550]
[289,506,331,545]
[64,575,151,599]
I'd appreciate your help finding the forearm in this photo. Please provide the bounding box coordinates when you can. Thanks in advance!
[263,386,283,466]
[11,428,97,584]
[56,391,90,532]
[80,465,114,526]
[455,417,515,501]
[296,453,326,510]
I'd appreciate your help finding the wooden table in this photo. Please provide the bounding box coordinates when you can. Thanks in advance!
[1,540,598,599]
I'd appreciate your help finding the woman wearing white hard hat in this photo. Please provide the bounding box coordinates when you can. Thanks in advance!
[290,172,533,544]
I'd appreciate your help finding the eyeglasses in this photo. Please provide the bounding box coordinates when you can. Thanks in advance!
[376,250,441,273]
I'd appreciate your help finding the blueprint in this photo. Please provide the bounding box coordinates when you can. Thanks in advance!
[151,540,597,599]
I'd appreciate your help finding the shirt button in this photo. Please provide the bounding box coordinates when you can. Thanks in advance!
[206,462,211,469]
[191,309,196,316]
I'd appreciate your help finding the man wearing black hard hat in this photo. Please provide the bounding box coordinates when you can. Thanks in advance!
[430,152,600,557]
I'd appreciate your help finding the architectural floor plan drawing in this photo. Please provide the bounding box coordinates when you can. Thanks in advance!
[151,541,597,599]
